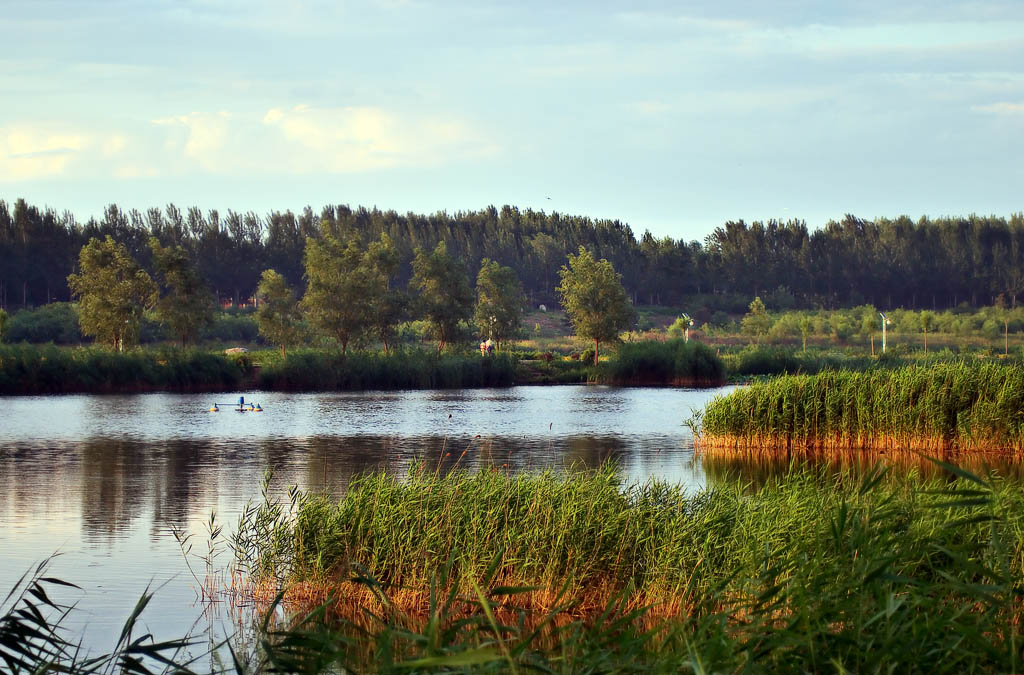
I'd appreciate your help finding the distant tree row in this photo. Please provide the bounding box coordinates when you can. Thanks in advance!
[64,233,536,355]
[3,197,1023,311]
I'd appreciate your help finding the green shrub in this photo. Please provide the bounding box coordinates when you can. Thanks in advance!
[6,303,82,344]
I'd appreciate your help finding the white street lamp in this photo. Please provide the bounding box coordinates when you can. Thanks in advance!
[879,312,891,353]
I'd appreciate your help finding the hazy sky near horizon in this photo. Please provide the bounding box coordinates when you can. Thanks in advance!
[2,0,1023,241]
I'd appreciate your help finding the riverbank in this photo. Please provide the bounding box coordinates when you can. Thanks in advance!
[0,342,728,394]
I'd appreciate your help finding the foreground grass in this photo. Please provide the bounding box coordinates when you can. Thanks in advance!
[9,463,1024,672]
[224,462,1024,672]
[700,361,1024,454]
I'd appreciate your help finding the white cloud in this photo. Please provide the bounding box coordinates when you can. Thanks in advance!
[260,104,497,172]
[0,127,89,180]
[152,112,232,168]
[973,101,1024,114]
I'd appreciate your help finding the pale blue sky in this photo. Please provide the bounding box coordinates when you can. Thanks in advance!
[2,0,1022,240]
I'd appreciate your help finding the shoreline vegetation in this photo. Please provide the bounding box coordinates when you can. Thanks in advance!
[215,463,1024,672]
[0,339,728,395]
[11,462,1024,671]
[699,361,1024,455]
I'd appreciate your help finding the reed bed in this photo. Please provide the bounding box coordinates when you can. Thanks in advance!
[0,343,244,394]
[230,464,1024,670]
[12,463,1024,672]
[699,361,1024,454]
[598,338,725,386]
[222,462,1024,671]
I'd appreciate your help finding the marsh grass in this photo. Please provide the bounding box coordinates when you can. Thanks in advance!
[598,339,725,386]
[699,361,1024,454]
[0,344,244,394]
[14,460,1024,672]
[222,461,1024,671]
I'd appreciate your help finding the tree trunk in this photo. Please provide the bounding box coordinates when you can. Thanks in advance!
[281,345,287,360]
[594,338,600,365]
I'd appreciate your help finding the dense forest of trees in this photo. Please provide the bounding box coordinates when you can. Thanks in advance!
[2,198,1022,312]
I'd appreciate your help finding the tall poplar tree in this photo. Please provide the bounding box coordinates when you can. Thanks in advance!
[474,259,524,350]
[301,234,373,353]
[410,241,473,352]
[149,237,215,347]
[255,269,304,359]
[67,236,157,351]
[556,246,634,365]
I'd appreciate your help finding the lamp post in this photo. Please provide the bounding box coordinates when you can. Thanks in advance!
[681,312,693,342]
[879,312,891,353]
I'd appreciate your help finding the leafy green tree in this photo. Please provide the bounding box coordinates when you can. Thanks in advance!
[799,317,812,352]
[301,234,373,353]
[0,308,7,343]
[255,269,305,359]
[365,234,406,353]
[556,246,634,365]
[149,237,215,347]
[67,236,157,351]
[410,241,474,352]
[474,259,524,350]
[741,297,772,342]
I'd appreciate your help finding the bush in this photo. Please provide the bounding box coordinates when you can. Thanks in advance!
[600,339,725,385]
[6,303,82,344]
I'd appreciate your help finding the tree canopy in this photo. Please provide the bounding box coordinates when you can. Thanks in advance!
[67,236,157,351]
[474,259,525,350]
[5,198,1024,316]
[556,246,634,364]
[149,237,215,346]
[255,269,304,359]
[410,241,474,351]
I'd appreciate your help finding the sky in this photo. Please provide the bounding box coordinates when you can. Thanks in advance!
[2,0,1023,241]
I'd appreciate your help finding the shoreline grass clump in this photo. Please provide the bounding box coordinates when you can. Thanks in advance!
[699,361,1024,454]
[598,338,725,386]
[226,462,1024,672]
[0,343,244,395]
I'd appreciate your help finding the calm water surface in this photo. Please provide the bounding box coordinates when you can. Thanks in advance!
[0,385,728,658]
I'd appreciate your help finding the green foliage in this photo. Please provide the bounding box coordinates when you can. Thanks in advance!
[149,237,216,346]
[366,234,407,352]
[5,302,82,343]
[0,344,243,394]
[740,296,772,341]
[0,308,6,343]
[302,233,374,352]
[410,241,474,351]
[201,311,259,343]
[256,268,305,358]
[702,361,1024,451]
[233,464,1024,673]
[67,236,157,351]
[0,557,197,673]
[600,339,725,384]
[474,258,525,348]
[556,246,635,364]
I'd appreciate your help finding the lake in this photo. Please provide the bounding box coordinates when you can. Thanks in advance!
[0,385,728,659]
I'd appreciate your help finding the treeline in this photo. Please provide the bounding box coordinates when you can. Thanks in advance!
[2,197,1023,311]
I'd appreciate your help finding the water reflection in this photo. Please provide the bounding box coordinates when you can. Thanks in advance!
[1,432,697,543]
